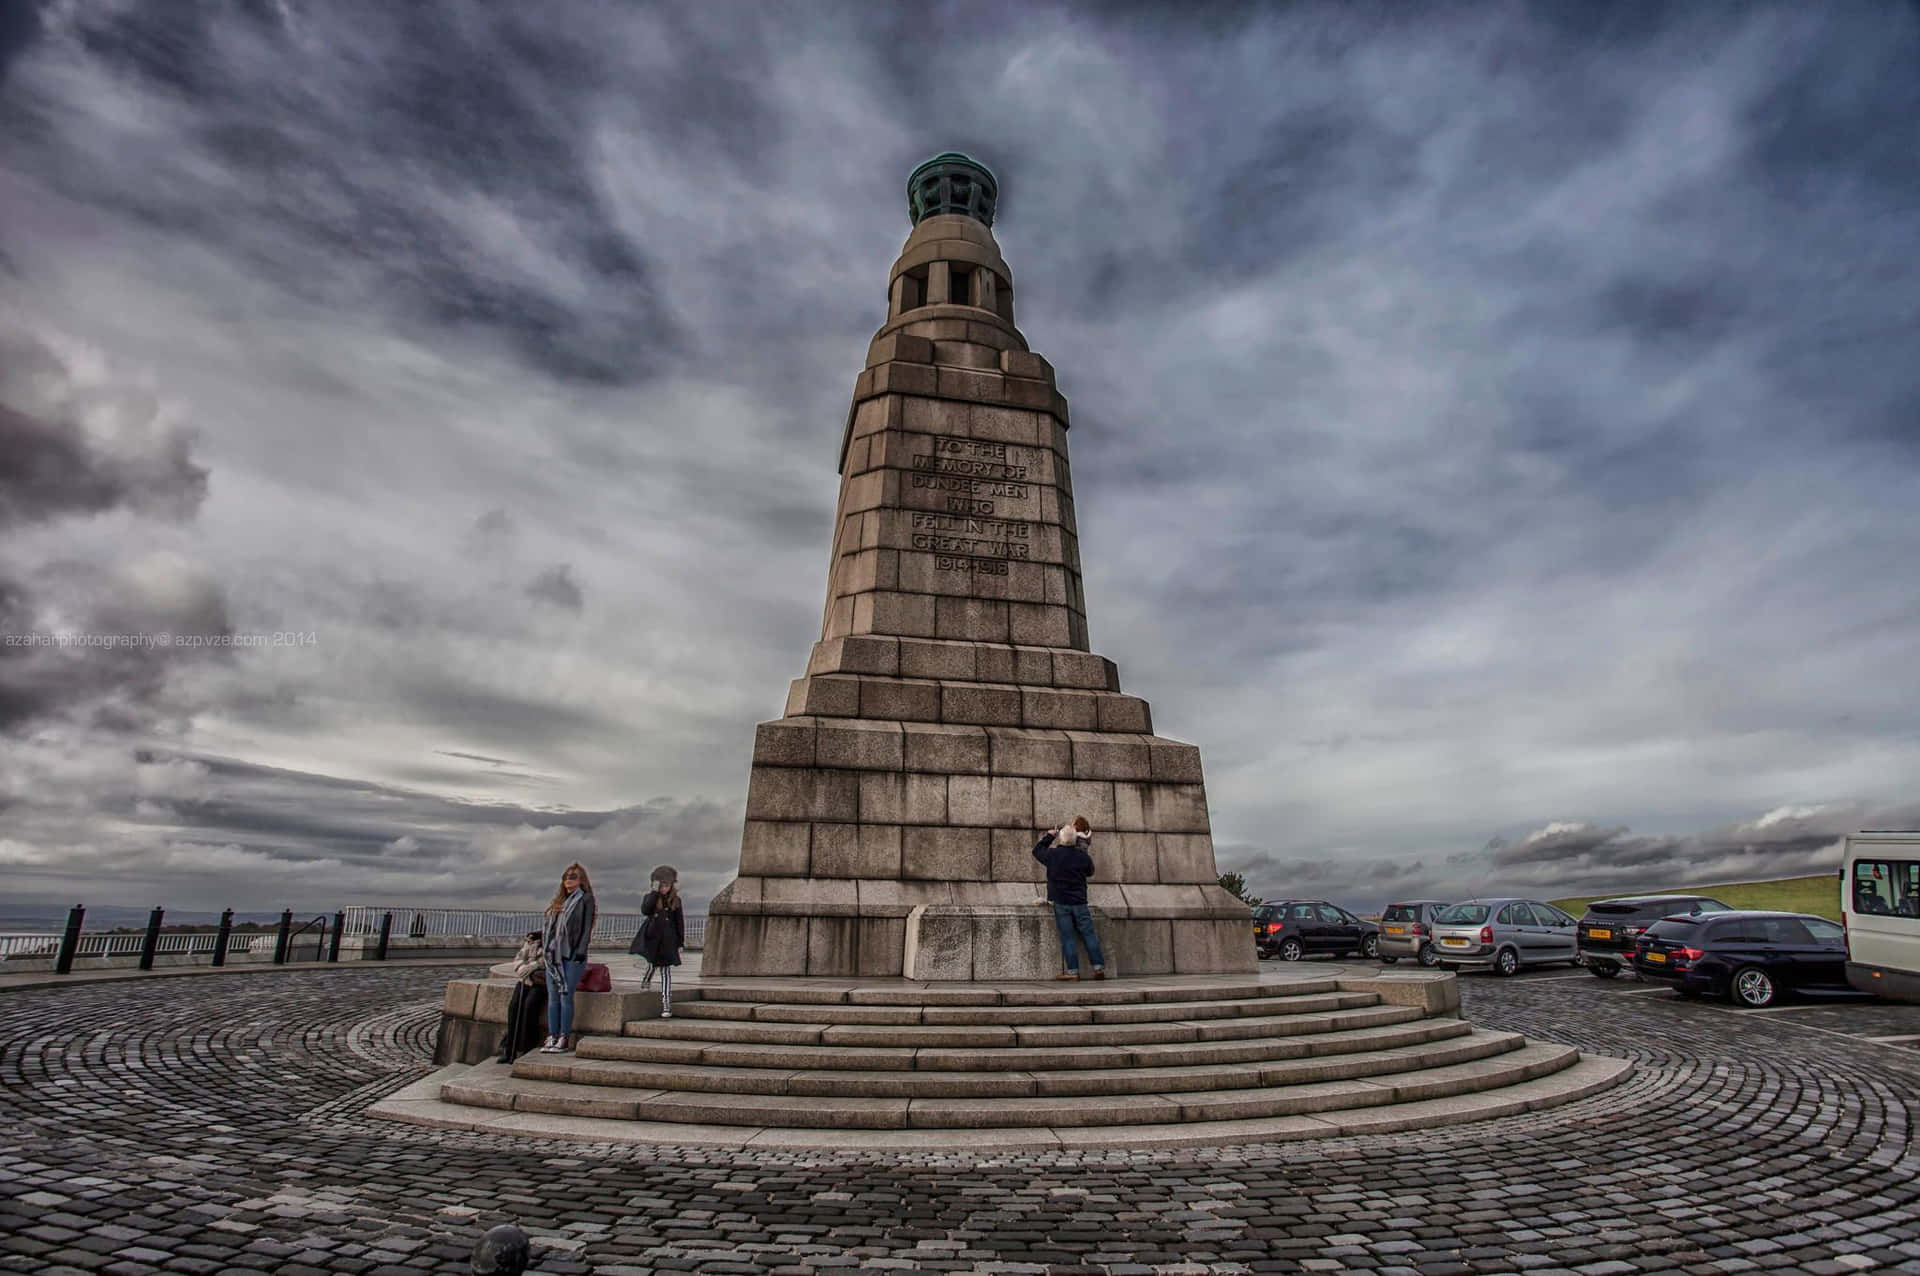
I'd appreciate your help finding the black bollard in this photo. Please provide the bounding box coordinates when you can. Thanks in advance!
[471,1224,530,1275]
[211,908,234,967]
[375,911,393,961]
[313,916,328,963]
[138,906,164,971]
[273,908,293,964]
[53,905,85,975]
[328,911,344,963]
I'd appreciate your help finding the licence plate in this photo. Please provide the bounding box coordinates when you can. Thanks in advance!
[1386,926,1406,935]
[1441,937,1469,947]
[1587,928,1612,940]
[1644,951,1667,963]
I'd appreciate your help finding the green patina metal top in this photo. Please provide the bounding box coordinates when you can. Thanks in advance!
[907,152,998,228]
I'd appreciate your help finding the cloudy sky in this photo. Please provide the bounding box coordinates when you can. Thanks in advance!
[3,1,1917,918]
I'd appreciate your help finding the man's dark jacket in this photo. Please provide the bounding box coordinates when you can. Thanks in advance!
[1032,832,1095,906]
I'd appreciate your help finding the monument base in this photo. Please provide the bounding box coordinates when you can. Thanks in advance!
[703,878,1256,979]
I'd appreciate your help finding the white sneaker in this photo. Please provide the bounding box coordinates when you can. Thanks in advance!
[538,1036,559,1052]
[660,1010,672,1019]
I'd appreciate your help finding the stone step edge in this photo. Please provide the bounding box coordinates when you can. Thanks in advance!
[510,1026,1519,1098]
[664,990,1381,1027]
[610,1002,1428,1051]
[576,1011,1461,1073]
[453,1039,1574,1128]
[690,976,1362,1006]
[370,1053,1633,1150]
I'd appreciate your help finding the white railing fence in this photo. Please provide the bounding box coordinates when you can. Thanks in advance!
[0,931,270,959]
[338,906,705,949]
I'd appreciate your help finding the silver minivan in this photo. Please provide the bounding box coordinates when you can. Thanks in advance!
[1431,897,1580,976]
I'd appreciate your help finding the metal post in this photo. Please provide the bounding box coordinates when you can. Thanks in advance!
[314,916,328,963]
[273,908,293,964]
[53,905,85,975]
[138,906,164,971]
[212,908,234,967]
[376,911,393,961]
[328,911,344,963]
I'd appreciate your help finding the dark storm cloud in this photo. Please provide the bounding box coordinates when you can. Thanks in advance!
[0,331,208,526]
[4,2,682,384]
[524,564,584,612]
[0,319,223,732]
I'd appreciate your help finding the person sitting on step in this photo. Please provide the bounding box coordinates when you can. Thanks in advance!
[1033,814,1106,981]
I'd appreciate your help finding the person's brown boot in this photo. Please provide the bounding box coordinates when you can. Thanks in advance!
[1055,971,1079,980]
[1093,967,1106,980]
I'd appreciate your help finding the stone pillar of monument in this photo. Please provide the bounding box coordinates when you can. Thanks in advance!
[702,153,1255,979]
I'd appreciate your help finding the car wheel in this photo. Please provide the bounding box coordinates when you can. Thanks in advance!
[1278,937,1305,962]
[1731,966,1776,1009]
[1361,934,1379,959]
[1493,947,1520,977]
[1588,960,1619,980]
[1380,955,1398,965]
[1417,943,1440,968]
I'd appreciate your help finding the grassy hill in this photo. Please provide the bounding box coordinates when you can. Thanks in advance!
[1551,874,1841,923]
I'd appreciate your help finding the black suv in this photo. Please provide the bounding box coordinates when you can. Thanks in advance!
[1578,894,1731,978]
[1252,900,1379,961]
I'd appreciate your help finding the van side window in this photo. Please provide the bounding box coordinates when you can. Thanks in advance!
[1853,859,1920,917]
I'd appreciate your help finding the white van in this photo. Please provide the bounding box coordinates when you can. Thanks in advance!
[1841,831,1920,1003]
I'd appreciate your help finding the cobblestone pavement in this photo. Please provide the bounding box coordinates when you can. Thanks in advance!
[2,965,1917,1275]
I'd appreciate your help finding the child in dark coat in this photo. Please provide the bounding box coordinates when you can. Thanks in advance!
[636,864,685,1017]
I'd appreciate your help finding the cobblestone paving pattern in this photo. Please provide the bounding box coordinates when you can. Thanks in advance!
[2,965,1918,1275]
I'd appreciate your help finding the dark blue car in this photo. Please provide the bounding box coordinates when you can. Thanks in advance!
[1632,909,1850,1008]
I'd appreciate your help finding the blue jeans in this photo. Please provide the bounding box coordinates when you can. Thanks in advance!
[1052,903,1105,973]
[546,958,585,1037]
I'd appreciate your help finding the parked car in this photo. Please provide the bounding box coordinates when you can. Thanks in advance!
[1577,894,1732,979]
[1251,900,1379,961]
[1431,898,1580,975]
[1632,909,1851,1007]
[1377,900,1450,967]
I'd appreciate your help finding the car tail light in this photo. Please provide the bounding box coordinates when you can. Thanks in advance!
[1676,947,1704,962]
[1411,923,1427,937]
[1479,926,1493,944]
[1266,923,1282,934]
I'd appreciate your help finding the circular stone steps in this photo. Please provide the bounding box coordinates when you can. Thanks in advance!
[406,970,1633,1146]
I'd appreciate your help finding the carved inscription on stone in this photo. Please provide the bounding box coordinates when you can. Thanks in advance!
[911,436,1034,518]
[906,435,1040,572]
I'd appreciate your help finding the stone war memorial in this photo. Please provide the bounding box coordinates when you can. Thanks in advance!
[702,152,1256,982]
[406,154,1626,1145]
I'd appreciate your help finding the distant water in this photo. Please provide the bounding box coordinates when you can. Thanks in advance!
[0,907,292,932]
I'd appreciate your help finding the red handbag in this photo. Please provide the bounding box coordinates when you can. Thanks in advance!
[578,962,612,992]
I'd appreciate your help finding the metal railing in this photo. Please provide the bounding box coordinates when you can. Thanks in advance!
[2,903,707,971]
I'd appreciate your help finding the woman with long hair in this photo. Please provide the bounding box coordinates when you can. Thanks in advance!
[539,861,597,1053]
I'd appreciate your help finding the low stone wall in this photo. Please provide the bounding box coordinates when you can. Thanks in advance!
[433,976,695,1065]
[1335,970,1461,1017]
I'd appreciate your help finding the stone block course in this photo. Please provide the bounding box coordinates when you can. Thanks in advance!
[1067,731,1152,781]
[903,826,990,881]
[902,722,989,774]
[740,820,811,876]
[815,719,904,771]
